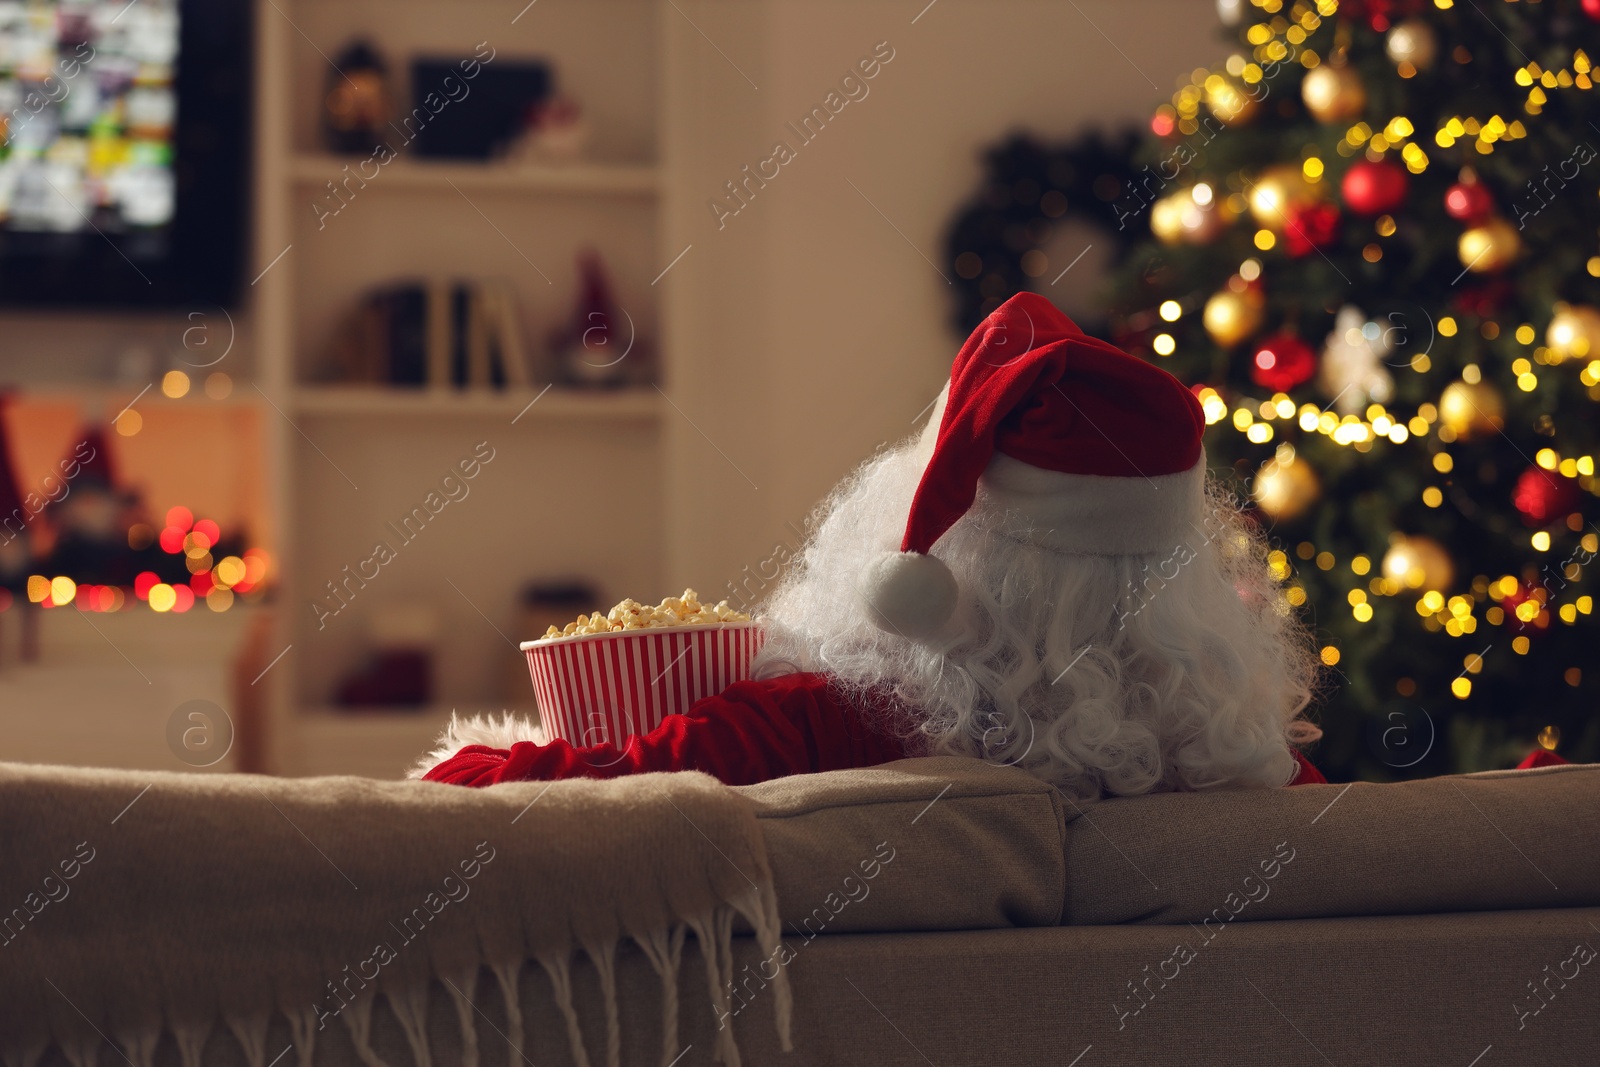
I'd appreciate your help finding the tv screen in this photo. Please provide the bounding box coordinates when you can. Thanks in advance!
[0,0,248,308]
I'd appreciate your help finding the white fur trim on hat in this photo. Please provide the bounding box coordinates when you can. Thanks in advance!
[981,450,1207,556]
[407,711,545,779]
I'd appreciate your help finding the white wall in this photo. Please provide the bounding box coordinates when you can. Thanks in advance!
[664,0,1224,593]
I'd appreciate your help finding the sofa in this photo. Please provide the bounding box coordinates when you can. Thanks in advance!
[3,755,1597,1066]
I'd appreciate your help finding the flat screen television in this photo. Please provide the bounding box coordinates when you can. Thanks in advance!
[0,0,249,309]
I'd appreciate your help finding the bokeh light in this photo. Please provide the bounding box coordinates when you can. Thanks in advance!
[214,556,246,587]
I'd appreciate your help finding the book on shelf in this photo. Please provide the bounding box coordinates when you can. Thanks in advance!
[318,277,534,390]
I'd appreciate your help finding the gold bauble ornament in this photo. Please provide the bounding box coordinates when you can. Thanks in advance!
[1204,74,1259,126]
[1381,535,1454,593]
[1545,303,1600,363]
[1457,218,1521,274]
[1203,287,1265,348]
[1252,452,1321,521]
[1385,19,1438,70]
[1301,64,1366,124]
[1150,192,1187,245]
[1248,164,1320,232]
[1438,379,1505,439]
[1151,186,1232,246]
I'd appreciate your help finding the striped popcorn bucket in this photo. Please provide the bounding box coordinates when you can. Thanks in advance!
[519,623,766,747]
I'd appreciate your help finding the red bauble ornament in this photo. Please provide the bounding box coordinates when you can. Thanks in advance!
[1512,465,1581,527]
[1584,0,1600,21]
[1283,202,1341,257]
[1250,333,1317,391]
[1341,0,1425,32]
[1342,159,1409,215]
[1444,180,1493,224]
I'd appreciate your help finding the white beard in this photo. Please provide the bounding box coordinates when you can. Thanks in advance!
[752,444,1321,800]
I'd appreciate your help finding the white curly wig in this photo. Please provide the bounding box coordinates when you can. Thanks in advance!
[750,441,1322,801]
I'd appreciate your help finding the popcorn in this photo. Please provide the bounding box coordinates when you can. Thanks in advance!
[540,589,751,641]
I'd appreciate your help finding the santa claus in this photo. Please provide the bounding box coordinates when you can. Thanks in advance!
[420,293,1326,794]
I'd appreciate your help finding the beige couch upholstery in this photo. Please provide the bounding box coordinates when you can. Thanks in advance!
[14,757,1600,1066]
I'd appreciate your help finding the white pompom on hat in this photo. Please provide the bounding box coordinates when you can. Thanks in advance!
[862,292,1208,638]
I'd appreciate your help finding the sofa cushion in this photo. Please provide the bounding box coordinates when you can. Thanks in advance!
[737,756,1066,933]
[1061,762,1600,925]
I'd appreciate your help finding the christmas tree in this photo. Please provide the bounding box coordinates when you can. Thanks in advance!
[1101,0,1600,779]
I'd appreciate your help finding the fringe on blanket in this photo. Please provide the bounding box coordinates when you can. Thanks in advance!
[17,894,792,1067]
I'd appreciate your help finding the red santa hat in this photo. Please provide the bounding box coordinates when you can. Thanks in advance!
[862,292,1208,637]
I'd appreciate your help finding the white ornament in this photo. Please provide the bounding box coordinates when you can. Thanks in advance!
[1319,305,1394,415]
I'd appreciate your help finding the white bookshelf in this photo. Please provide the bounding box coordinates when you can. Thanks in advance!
[288,155,662,196]
[289,386,662,420]
[254,0,672,775]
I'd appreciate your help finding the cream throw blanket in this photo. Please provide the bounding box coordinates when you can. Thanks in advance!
[0,762,791,1067]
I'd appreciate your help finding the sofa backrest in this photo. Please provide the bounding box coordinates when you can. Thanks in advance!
[1060,762,1600,925]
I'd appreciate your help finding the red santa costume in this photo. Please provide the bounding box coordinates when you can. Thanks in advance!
[421,294,1326,792]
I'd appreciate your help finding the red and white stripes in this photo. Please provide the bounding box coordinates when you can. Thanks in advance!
[521,624,766,746]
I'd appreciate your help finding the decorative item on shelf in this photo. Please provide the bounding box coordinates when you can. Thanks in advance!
[318,278,532,390]
[322,40,392,154]
[1456,217,1520,274]
[1202,283,1265,348]
[508,95,590,163]
[1512,465,1581,527]
[1319,305,1394,413]
[1381,533,1454,593]
[1443,169,1493,224]
[1301,62,1366,124]
[547,251,653,387]
[1438,378,1504,439]
[1544,302,1600,363]
[0,393,35,596]
[1250,331,1317,392]
[42,426,133,585]
[409,55,551,159]
[1341,158,1408,216]
[505,579,601,704]
[1252,448,1321,521]
[336,602,438,709]
[0,393,34,662]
